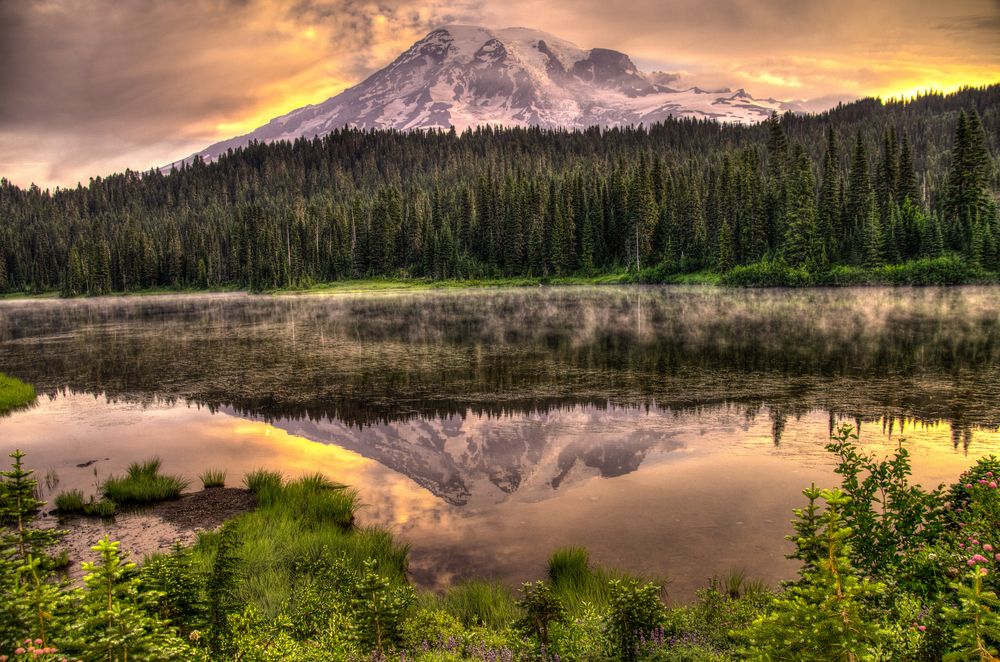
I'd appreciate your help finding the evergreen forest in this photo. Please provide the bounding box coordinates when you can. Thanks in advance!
[1,85,998,294]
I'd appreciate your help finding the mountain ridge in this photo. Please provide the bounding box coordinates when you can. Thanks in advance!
[166,25,796,169]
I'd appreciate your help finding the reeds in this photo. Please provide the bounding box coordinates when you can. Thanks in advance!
[198,468,227,488]
[100,457,190,505]
[54,489,85,514]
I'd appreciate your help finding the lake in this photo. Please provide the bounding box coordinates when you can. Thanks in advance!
[3,285,1000,603]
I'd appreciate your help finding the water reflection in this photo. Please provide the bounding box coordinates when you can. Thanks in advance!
[4,286,1000,601]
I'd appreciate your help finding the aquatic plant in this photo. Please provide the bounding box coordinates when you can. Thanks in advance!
[53,490,84,514]
[197,468,226,489]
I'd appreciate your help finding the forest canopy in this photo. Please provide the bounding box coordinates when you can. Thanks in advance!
[0,85,998,293]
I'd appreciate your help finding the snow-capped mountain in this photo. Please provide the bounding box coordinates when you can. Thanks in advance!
[171,25,794,167]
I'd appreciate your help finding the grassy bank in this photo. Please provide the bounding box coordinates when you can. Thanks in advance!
[0,373,36,414]
[6,429,1000,660]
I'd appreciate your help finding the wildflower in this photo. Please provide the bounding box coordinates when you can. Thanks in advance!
[971,555,988,562]
[929,553,938,560]
[14,650,24,656]
[986,545,994,552]
[918,625,926,631]
[988,473,994,477]
[34,640,42,646]
[966,484,974,489]
[969,560,977,566]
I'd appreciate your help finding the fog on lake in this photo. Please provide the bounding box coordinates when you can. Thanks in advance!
[3,285,999,601]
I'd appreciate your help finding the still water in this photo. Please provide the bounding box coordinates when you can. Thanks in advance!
[3,285,1000,602]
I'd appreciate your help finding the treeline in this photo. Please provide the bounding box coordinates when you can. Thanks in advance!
[0,85,998,293]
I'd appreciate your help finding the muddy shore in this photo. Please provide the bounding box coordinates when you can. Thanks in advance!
[33,487,256,578]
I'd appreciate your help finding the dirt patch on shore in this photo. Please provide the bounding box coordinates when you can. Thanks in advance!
[31,487,256,580]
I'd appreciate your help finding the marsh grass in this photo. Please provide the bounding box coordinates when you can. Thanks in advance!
[54,489,85,514]
[100,456,190,505]
[243,468,284,493]
[198,468,227,488]
[547,546,669,617]
[0,373,36,414]
[417,578,520,629]
[193,470,409,617]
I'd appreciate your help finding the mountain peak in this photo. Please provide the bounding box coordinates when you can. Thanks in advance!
[167,25,788,169]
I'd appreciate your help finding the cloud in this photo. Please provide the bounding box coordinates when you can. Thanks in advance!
[0,0,480,188]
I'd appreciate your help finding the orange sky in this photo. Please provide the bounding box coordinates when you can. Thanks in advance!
[0,0,997,190]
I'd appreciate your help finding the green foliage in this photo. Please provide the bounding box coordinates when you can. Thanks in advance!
[945,568,1000,661]
[197,468,226,488]
[605,579,667,662]
[826,424,948,591]
[0,373,36,414]
[746,489,886,661]
[347,558,415,654]
[139,542,206,637]
[515,581,567,654]
[63,535,199,662]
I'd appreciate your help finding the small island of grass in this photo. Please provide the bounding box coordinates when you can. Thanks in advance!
[0,372,36,415]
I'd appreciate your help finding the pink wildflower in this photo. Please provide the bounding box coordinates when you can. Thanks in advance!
[985,544,994,552]
[988,472,994,477]
[969,559,977,566]
[14,650,24,656]
[34,640,42,645]
[971,554,988,562]
[966,484,974,489]
[918,625,926,631]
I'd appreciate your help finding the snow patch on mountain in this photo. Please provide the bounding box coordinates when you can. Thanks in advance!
[166,25,790,169]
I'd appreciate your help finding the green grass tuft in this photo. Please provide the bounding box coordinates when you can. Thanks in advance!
[54,489,85,514]
[0,373,36,414]
[417,577,520,629]
[198,468,227,488]
[243,468,284,493]
[100,456,189,505]
[83,498,116,518]
[545,546,669,617]
[126,457,162,479]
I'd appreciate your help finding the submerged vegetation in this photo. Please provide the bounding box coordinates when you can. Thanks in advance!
[0,373,35,415]
[7,424,1000,660]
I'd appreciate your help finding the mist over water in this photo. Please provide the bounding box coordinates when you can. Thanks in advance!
[3,285,1000,601]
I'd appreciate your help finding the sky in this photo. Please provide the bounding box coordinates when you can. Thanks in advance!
[1,0,998,191]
